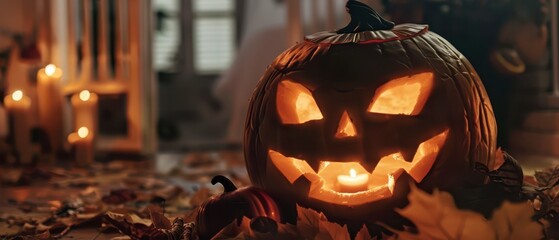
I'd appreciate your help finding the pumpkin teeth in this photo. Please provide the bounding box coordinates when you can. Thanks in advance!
[308,160,322,174]
[267,128,449,206]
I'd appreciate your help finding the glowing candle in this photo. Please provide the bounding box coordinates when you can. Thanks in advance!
[37,64,64,152]
[337,168,369,193]
[71,90,98,138]
[4,90,32,164]
[68,126,94,166]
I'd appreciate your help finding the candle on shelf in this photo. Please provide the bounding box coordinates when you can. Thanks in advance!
[337,168,369,193]
[71,90,98,137]
[4,90,32,164]
[68,126,94,166]
[37,64,64,152]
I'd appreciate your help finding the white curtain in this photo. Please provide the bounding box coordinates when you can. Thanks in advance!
[213,0,383,144]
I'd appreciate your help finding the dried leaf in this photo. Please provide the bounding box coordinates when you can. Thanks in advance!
[0,222,21,236]
[535,165,559,188]
[490,201,543,240]
[276,221,298,239]
[146,205,172,230]
[395,186,495,240]
[211,219,245,239]
[354,225,373,240]
[493,148,505,171]
[102,189,137,205]
[103,211,177,240]
[126,214,152,226]
[24,230,54,240]
[315,219,350,240]
[296,205,322,239]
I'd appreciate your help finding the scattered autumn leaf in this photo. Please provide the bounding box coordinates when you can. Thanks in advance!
[490,201,544,240]
[535,165,559,188]
[392,186,544,240]
[355,225,373,240]
[296,205,321,239]
[146,205,172,230]
[316,218,350,240]
[102,189,138,205]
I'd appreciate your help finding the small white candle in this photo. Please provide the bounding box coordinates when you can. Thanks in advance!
[4,90,32,164]
[37,64,64,152]
[337,169,369,193]
[68,126,94,166]
[71,90,98,137]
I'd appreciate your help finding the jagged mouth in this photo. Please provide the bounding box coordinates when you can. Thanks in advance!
[268,129,449,206]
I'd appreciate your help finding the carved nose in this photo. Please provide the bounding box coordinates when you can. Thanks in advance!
[335,111,357,139]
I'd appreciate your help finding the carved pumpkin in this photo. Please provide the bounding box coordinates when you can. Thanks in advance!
[196,175,281,240]
[244,0,497,231]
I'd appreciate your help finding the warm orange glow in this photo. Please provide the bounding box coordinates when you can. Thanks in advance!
[78,127,89,138]
[267,128,449,206]
[368,72,434,115]
[45,64,57,76]
[11,90,23,101]
[337,168,369,193]
[79,90,91,101]
[335,111,357,138]
[276,80,323,124]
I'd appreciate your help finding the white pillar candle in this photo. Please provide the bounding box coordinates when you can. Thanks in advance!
[337,169,369,193]
[71,90,98,136]
[67,126,94,166]
[4,90,32,164]
[37,64,64,152]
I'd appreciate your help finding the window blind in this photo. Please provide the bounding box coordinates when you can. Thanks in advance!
[192,0,235,74]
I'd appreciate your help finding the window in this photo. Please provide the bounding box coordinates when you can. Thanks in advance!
[153,0,181,72]
[192,0,236,74]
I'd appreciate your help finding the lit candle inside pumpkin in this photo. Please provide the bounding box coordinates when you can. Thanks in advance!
[37,64,64,152]
[4,90,32,164]
[68,126,94,166]
[337,168,369,193]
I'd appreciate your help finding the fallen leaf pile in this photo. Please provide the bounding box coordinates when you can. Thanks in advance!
[0,151,247,239]
[524,164,559,238]
[0,153,553,239]
[206,187,544,240]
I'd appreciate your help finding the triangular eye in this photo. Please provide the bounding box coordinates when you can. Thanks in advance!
[276,80,323,124]
[368,72,434,116]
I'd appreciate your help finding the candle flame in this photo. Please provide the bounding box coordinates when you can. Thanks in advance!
[45,64,56,76]
[349,169,357,178]
[12,90,23,101]
[78,127,89,138]
[79,90,91,101]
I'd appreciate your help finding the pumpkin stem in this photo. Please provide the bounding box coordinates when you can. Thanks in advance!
[211,175,238,193]
[337,0,394,34]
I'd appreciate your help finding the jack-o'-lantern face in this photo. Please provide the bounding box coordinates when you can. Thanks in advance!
[269,72,449,205]
[245,0,496,228]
